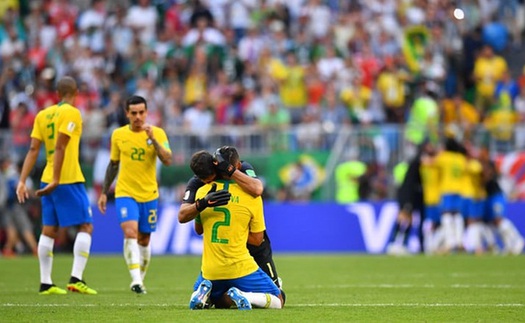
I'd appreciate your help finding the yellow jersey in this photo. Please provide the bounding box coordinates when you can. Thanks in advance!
[434,151,467,195]
[110,125,170,202]
[473,55,508,97]
[420,162,440,206]
[31,103,85,184]
[196,180,265,280]
[463,158,485,200]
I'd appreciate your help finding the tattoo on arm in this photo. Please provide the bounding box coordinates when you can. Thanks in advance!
[102,161,119,194]
[152,139,172,165]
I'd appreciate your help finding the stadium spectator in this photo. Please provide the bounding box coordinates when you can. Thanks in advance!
[0,157,38,257]
[97,95,172,294]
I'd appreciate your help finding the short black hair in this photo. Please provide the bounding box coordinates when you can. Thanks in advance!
[125,95,147,111]
[190,150,216,180]
[217,146,240,165]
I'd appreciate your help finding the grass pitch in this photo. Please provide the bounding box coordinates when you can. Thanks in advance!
[1,254,524,322]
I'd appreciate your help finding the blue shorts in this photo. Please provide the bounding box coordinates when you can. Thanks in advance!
[484,193,506,222]
[425,205,441,223]
[440,194,463,213]
[41,182,92,227]
[115,197,158,233]
[193,268,280,303]
[463,198,484,220]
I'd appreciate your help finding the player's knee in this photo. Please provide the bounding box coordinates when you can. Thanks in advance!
[138,233,151,246]
[78,223,93,234]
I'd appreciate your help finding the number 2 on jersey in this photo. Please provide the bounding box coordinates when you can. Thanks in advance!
[211,207,230,244]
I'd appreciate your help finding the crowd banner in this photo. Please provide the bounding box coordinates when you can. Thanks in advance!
[91,202,525,254]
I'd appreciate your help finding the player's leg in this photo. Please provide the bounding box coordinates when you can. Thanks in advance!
[386,206,412,255]
[490,193,524,255]
[137,199,158,285]
[248,231,281,287]
[440,195,456,253]
[55,184,96,294]
[116,197,143,293]
[37,188,66,295]
[227,268,283,310]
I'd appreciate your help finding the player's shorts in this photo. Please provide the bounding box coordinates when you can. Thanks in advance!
[463,198,484,220]
[425,205,441,223]
[194,267,281,303]
[440,194,463,213]
[115,197,158,233]
[483,193,506,222]
[41,182,92,227]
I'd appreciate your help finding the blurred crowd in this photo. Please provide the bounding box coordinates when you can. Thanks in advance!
[2,0,525,255]
[1,0,525,164]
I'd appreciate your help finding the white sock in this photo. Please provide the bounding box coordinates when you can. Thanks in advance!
[38,235,54,285]
[71,232,92,280]
[498,218,522,251]
[138,244,151,282]
[422,221,434,254]
[453,213,465,249]
[242,291,282,309]
[431,226,446,253]
[464,222,483,253]
[441,213,454,250]
[124,238,142,286]
[482,224,497,249]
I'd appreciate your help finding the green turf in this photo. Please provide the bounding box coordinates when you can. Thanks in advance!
[1,254,524,322]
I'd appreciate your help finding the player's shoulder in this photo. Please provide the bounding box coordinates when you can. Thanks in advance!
[240,161,258,178]
[111,125,129,136]
[152,125,168,136]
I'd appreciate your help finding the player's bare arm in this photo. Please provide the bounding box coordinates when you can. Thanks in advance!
[36,132,70,197]
[179,202,200,223]
[247,231,264,246]
[143,124,172,166]
[97,160,120,214]
[178,183,231,223]
[16,138,41,203]
[230,171,263,197]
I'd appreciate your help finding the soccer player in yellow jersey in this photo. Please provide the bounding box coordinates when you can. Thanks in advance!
[180,151,283,310]
[16,76,97,295]
[433,137,467,252]
[419,148,441,254]
[97,96,172,294]
[461,153,486,254]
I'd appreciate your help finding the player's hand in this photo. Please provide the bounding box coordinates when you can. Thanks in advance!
[195,183,231,212]
[35,181,59,197]
[98,194,107,214]
[213,148,235,177]
[16,181,29,204]
[142,124,154,140]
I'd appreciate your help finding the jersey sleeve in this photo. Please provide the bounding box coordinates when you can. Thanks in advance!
[110,130,120,161]
[154,127,171,153]
[58,108,81,137]
[249,197,266,233]
[182,176,204,203]
[30,112,43,140]
[240,161,257,178]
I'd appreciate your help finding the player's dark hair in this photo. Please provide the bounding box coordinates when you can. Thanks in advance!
[218,146,240,165]
[125,95,148,111]
[190,150,216,180]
